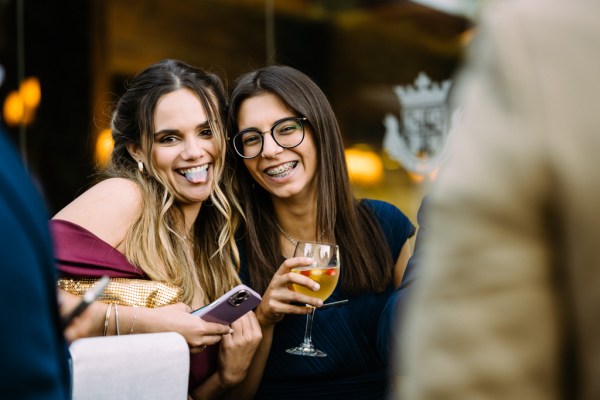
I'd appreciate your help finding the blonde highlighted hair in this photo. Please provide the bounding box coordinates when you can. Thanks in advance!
[106,59,243,305]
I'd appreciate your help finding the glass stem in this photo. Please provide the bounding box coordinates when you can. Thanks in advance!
[301,306,316,348]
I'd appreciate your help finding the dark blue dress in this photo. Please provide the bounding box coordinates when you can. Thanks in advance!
[238,199,415,400]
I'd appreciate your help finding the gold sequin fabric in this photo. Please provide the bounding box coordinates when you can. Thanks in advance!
[58,277,183,308]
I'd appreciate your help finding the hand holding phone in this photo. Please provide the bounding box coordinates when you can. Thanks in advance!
[192,284,261,325]
[60,275,110,329]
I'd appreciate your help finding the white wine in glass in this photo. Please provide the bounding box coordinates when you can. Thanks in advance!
[286,241,340,357]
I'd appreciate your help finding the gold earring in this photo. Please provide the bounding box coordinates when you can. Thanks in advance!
[138,161,144,173]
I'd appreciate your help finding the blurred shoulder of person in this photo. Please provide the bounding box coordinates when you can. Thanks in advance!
[400,0,600,399]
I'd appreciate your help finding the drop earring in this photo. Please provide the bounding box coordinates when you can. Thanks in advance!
[138,161,144,173]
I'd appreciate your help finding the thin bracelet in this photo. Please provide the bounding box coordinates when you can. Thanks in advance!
[114,304,120,336]
[130,306,138,334]
[103,303,113,336]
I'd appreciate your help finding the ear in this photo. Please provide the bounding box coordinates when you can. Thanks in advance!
[126,143,143,163]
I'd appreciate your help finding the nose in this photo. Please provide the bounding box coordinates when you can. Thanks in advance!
[261,133,283,158]
[182,136,205,160]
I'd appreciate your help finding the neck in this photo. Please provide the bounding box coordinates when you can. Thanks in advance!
[273,208,317,244]
[275,222,299,247]
[271,190,320,254]
[178,202,202,241]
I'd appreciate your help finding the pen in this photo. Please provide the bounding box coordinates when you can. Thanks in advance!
[61,275,110,329]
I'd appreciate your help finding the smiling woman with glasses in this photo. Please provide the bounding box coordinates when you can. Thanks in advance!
[231,116,307,159]
[226,64,416,399]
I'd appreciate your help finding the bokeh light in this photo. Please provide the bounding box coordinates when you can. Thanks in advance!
[2,76,42,126]
[345,145,384,186]
[3,91,25,126]
[95,128,114,166]
[19,77,42,109]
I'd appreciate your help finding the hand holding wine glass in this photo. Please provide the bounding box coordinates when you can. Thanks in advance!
[286,241,340,357]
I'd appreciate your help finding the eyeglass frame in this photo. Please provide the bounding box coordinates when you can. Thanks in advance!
[230,116,308,159]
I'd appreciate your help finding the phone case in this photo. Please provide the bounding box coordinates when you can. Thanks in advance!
[191,284,262,325]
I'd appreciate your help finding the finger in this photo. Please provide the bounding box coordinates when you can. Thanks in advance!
[257,291,319,317]
[190,344,208,354]
[201,321,235,336]
[230,316,244,335]
[243,312,262,340]
[220,330,234,346]
[260,290,320,314]
[226,314,258,345]
[283,290,323,308]
[247,311,260,328]
[232,313,255,338]
[285,272,321,292]
[276,257,313,275]
[269,302,315,315]
[198,334,227,347]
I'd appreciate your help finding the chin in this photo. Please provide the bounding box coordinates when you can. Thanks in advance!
[270,187,301,200]
[177,189,211,204]
[194,193,212,203]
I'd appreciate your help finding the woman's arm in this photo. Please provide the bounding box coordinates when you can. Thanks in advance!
[61,289,232,349]
[209,256,322,399]
[219,324,273,400]
[190,312,263,400]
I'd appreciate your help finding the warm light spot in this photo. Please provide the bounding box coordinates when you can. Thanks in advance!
[3,91,25,126]
[95,128,114,166]
[460,27,477,48]
[406,171,425,184]
[2,77,42,126]
[345,145,384,186]
[19,77,41,109]
[407,168,440,184]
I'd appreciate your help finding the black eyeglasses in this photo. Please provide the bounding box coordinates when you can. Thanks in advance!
[231,117,307,159]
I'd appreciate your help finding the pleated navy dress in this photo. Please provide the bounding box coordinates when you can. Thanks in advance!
[238,199,416,400]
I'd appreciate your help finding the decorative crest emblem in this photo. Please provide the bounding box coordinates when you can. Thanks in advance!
[383,72,457,176]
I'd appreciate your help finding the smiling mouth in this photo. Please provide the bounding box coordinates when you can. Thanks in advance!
[264,161,297,178]
[177,165,209,183]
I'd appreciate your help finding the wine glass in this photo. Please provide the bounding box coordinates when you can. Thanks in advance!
[286,241,340,357]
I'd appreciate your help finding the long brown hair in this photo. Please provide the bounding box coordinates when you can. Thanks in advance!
[107,59,242,304]
[227,65,392,296]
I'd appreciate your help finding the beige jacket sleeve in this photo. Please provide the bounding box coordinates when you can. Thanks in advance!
[400,0,600,399]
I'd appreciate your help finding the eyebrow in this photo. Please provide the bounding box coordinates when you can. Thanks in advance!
[154,121,211,136]
[239,116,297,132]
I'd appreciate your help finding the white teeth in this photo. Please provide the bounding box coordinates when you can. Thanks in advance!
[178,165,208,174]
[265,161,297,176]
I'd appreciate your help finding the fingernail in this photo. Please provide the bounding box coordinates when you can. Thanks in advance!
[229,328,234,334]
[313,283,320,291]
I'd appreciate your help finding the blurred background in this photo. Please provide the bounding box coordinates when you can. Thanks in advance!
[0,0,473,223]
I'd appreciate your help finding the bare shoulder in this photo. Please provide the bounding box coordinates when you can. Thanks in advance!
[89,177,143,200]
[53,177,143,246]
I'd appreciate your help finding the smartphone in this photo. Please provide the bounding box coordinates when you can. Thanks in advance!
[192,284,262,325]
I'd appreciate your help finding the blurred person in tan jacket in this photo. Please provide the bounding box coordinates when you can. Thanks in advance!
[399,0,600,399]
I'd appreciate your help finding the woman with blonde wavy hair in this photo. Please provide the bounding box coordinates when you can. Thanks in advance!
[51,59,261,399]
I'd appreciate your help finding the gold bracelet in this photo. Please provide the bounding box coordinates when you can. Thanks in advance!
[103,303,113,336]
[130,306,138,334]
